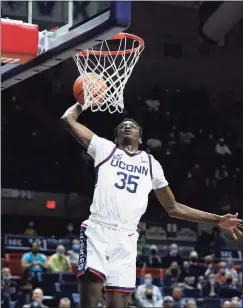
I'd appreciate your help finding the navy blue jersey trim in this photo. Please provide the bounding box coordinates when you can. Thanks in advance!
[147,154,153,179]
[95,147,117,185]
[96,146,117,169]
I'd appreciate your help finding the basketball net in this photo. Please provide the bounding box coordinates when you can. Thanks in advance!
[73,33,144,113]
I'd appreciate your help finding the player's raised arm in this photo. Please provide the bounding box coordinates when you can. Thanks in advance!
[154,186,243,240]
[60,103,94,148]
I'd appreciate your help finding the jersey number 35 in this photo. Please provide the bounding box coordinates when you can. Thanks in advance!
[115,172,139,193]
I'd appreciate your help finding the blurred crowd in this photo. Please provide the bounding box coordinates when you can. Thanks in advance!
[2,214,243,308]
[2,237,242,308]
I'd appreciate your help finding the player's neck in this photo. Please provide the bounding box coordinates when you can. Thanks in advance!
[119,144,139,153]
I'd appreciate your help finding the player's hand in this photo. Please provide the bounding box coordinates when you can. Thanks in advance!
[218,212,243,240]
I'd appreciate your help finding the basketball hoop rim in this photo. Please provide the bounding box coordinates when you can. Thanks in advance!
[76,33,144,57]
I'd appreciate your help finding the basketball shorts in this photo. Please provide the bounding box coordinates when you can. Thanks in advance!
[77,214,139,292]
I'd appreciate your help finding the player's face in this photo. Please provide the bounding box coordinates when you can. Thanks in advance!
[117,122,140,144]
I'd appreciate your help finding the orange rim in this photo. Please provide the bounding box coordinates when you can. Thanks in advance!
[76,33,144,57]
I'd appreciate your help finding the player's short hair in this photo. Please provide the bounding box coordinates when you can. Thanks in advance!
[114,118,142,138]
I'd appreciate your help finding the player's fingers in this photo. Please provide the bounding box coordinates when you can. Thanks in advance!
[230,218,242,225]
[236,219,243,224]
[231,230,237,240]
[237,223,243,230]
[235,227,243,236]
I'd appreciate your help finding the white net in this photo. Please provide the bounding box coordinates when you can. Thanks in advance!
[73,33,144,113]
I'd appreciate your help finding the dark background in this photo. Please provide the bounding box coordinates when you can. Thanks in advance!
[2,0,242,238]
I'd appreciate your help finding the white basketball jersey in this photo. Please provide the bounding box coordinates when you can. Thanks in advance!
[87,135,168,225]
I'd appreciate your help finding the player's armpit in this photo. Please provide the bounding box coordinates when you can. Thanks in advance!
[61,103,94,148]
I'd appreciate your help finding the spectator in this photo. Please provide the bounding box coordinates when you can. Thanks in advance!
[24,221,38,236]
[204,255,213,267]
[48,245,72,273]
[1,267,18,306]
[172,287,185,308]
[137,228,147,250]
[225,258,239,284]
[181,276,197,290]
[186,300,197,308]
[221,300,232,308]
[146,135,162,152]
[179,130,195,145]
[189,251,201,279]
[164,148,172,157]
[164,261,181,287]
[231,299,240,308]
[179,261,191,282]
[215,262,227,285]
[21,242,47,278]
[239,264,242,287]
[147,245,162,267]
[215,165,229,182]
[163,243,183,268]
[197,275,205,293]
[204,255,215,277]
[65,223,76,239]
[59,297,71,308]
[14,280,33,308]
[220,274,242,299]
[67,238,80,265]
[145,98,160,112]
[222,273,238,289]
[167,132,176,148]
[203,273,220,297]
[135,273,163,307]
[215,138,232,156]
[163,296,174,308]
[23,288,49,308]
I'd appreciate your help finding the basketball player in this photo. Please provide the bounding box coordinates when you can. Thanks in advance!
[61,102,242,308]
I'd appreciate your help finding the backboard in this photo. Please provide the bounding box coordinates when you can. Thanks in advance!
[1,1,131,90]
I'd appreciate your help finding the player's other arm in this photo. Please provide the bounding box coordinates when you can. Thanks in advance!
[60,103,94,148]
[155,186,242,240]
[150,156,242,240]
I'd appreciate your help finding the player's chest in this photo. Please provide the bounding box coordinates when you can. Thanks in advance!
[107,151,150,177]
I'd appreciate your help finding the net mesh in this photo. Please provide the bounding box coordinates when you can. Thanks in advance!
[73,33,144,113]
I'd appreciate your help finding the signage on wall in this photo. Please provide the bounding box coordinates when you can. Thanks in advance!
[5,234,48,251]
[2,188,33,200]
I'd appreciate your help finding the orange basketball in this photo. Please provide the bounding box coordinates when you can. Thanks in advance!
[73,73,107,105]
